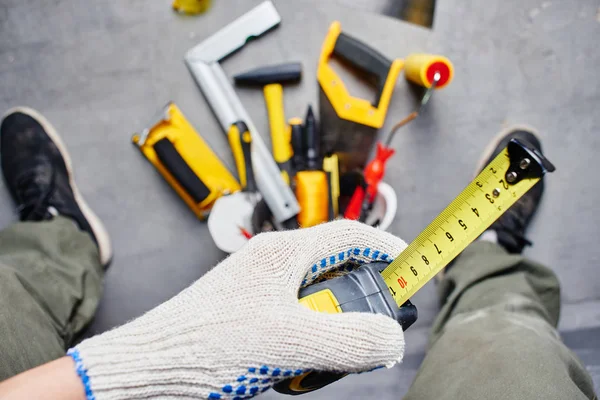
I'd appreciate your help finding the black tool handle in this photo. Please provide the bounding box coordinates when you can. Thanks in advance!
[273,262,417,395]
[237,122,258,193]
[233,62,302,86]
[304,106,319,170]
[290,119,305,172]
[228,121,258,192]
[153,138,211,203]
[333,32,393,106]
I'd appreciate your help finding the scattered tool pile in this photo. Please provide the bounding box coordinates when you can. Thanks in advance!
[133,1,454,253]
[131,3,556,393]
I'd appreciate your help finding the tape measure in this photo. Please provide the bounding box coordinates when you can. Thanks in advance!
[274,138,555,395]
[382,139,548,305]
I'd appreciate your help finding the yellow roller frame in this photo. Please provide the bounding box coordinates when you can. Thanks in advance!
[132,103,240,220]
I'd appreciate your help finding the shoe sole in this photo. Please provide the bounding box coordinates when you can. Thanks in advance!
[3,107,113,267]
[474,124,541,177]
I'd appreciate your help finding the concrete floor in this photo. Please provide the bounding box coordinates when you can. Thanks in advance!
[1,0,599,397]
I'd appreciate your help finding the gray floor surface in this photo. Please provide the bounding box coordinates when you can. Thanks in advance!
[1,0,599,397]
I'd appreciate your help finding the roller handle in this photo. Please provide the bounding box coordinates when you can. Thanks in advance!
[333,32,393,106]
[153,138,211,203]
[228,121,258,192]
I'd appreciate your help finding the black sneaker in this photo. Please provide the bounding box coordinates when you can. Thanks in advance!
[1,107,112,266]
[477,126,545,253]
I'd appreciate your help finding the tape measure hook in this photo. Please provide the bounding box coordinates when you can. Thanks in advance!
[505,138,555,185]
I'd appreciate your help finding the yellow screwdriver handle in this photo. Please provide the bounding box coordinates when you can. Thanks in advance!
[227,121,257,192]
[264,83,293,185]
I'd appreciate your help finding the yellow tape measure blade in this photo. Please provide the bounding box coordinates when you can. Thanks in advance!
[382,140,552,307]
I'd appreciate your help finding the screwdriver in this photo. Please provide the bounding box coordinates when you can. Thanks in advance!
[295,106,330,228]
[344,72,442,222]
[289,117,305,176]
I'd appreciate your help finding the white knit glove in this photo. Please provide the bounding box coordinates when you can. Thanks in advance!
[69,220,407,400]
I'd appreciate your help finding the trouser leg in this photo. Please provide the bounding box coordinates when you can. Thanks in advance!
[0,217,103,381]
[404,241,596,400]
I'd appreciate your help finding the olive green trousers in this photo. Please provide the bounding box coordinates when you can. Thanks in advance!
[0,217,103,381]
[405,241,596,400]
[0,219,596,399]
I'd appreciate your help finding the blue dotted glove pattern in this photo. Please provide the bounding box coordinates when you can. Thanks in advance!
[208,365,310,399]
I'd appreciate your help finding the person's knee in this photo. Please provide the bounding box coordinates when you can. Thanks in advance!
[422,310,589,400]
[443,303,560,347]
[0,267,65,381]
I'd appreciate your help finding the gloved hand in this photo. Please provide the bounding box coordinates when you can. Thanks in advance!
[69,220,407,400]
